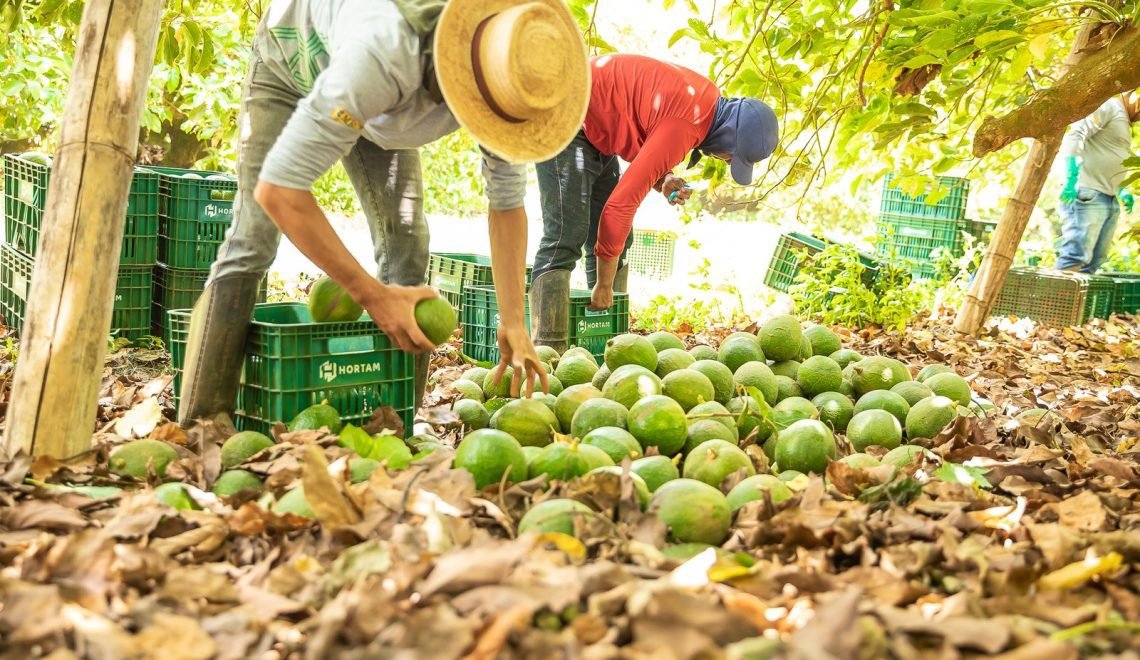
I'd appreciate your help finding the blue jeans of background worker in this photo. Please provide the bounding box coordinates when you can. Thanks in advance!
[532,132,633,285]
[1055,188,1120,273]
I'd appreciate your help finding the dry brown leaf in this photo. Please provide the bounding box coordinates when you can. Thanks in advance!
[1053,490,1107,532]
[159,565,240,603]
[28,454,67,482]
[1087,456,1140,484]
[463,604,533,660]
[149,511,228,557]
[990,639,1078,660]
[874,605,1011,653]
[785,588,863,660]
[419,538,530,598]
[0,581,68,644]
[150,422,188,445]
[133,613,217,660]
[301,444,361,531]
[0,499,90,531]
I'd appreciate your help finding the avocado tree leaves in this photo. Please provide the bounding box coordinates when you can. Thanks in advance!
[664,0,1128,205]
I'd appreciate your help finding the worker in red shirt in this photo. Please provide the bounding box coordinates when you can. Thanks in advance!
[528,54,778,351]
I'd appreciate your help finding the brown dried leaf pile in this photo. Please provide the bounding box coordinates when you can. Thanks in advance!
[1,313,1139,659]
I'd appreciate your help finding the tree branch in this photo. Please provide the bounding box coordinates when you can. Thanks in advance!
[972,24,1139,157]
[857,0,893,106]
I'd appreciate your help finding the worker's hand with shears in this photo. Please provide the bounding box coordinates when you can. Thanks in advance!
[661,174,692,206]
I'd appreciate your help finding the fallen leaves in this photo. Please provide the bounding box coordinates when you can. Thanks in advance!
[300,444,360,530]
[1,311,1139,657]
[112,397,163,439]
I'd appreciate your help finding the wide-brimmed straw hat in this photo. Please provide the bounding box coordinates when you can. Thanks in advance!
[435,0,589,163]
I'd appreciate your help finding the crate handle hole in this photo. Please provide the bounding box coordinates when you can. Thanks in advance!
[326,336,379,354]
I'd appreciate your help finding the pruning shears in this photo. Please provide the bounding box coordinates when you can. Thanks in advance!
[668,184,693,203]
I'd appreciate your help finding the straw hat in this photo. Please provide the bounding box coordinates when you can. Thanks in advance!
[434,0,589,164]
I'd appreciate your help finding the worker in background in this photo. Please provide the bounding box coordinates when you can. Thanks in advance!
[528,53,779,352]
[1056,90,1138,273]
[178,0,588,426]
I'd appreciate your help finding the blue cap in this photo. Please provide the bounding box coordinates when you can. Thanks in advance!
[729,98,779,186]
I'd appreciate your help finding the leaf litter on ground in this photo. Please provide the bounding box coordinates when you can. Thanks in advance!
[0,311,1138,657]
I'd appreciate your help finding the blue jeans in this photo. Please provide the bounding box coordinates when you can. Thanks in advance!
[532,132,632,287]
[211,48,428,287]
[1055,187,1120,273]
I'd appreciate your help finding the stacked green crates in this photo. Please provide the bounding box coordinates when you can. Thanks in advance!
[167,303,415,433]
[461,284,629,364]
[428,252,533,314]
[992,267,1115,326]
[874,174,992,279]
[764,232,880,293]
[144,166,240,339]
[1,153,158,338]
[0,244,152,337]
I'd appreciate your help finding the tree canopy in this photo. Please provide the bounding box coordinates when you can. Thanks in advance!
[2,0,1137,208]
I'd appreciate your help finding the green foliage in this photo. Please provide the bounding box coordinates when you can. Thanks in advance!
[1104,237,1140,273]
[2,0,491,215]
[789,244,931,331]
[311,165,360,217]
[107,335,165,352]
[668,0,1134,204]
[421,130,487,217]
[265,272,317,303]
[0,336,19,364]
[933,462,991,489]
[927,235,986,308]
[0,18,72,146]
[632,295,727,334]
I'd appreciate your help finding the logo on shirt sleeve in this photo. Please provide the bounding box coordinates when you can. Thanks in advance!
[332,108,363,130]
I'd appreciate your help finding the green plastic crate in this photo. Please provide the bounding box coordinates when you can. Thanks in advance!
[146,166,237,269]
[874,214,992,279]
[151,265,208,337]
[460,285,531,364]
[569,289,630,363]
[626,229,676,280]
[111,266,154,339]
[1084,275,1114,321]
[992,267,1108,326]
[151,265,269,339]
[1103,272,1140,315]
[880,173,969,221]
[168,302,415,434]
[3,154,160,264]
[2,154,49,251]
[0,244,152,338]
[764,232,879,293]
[427,252,533,312]
[460,285,629,365]
[0,244,32,330]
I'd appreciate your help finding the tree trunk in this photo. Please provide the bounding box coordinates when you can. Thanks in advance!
[3,0,163,458]
[140,110,208,167]
[953,136,1063,333]
[973,25,1139,157]
[953,20,1105,335]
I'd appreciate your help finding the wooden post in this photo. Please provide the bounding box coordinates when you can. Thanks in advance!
[952,135,1062,334]
[953,21,1101,335]
[3,0,163,458]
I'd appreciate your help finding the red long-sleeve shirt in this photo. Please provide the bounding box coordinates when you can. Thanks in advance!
[583,54,721,260]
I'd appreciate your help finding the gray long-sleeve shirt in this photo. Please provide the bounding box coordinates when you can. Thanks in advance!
[254,0,526,209]
[1059,96,1134,196]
